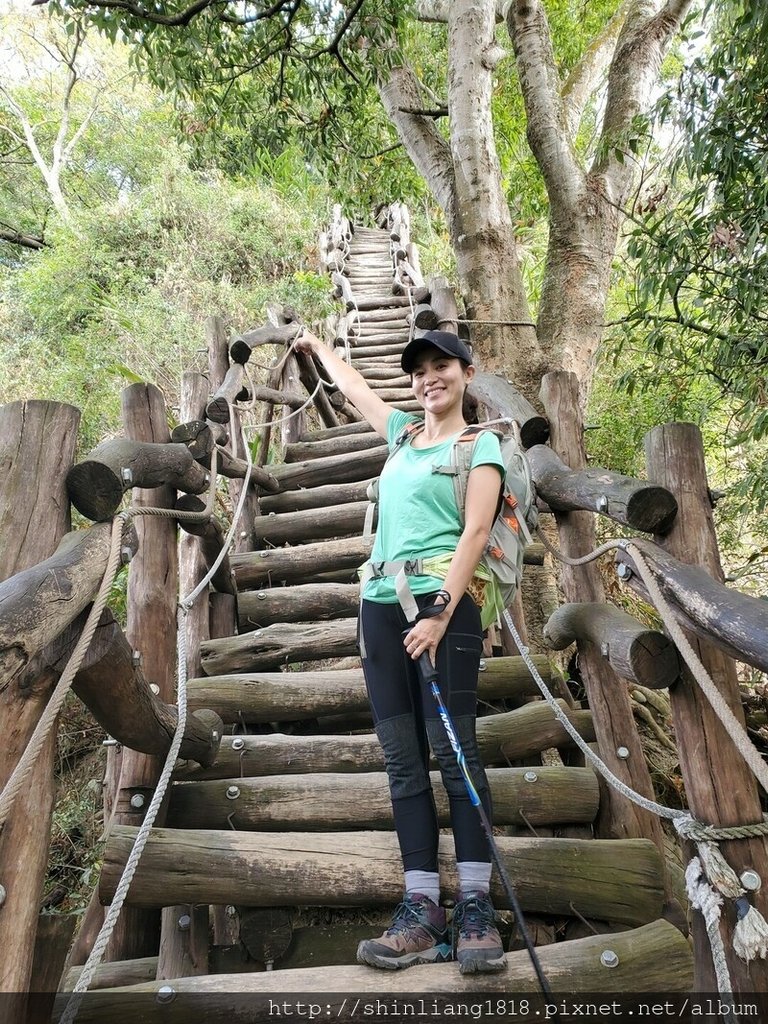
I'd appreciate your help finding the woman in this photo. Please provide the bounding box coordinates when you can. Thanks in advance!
[295,327,507,975]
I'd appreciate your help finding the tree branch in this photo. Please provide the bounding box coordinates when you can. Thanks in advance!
[377,62,456,218]
[560,0,632,138]
[506,0,583,216]
[595,0,694,196]
[0,224,46,250]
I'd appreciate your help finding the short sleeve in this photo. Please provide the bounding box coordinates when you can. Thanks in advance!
[470,430,505,479]
[386,409,421,449]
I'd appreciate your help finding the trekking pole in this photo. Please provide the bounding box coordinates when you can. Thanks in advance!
[412,647,554,999]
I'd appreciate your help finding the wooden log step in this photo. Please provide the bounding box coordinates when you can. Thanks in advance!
[270,445,387,492]
[616,540,768,674]
[56,921,692,1016]
[187,656,556,724]
[259,478,375,513]
[175,697,591,781]
[527,444,678,533]
[352,352,404,364]
[232,538,547,589]
[100,827,666,927]
[232,537,372,588]
[367,388,413,401]
[345,343,407,359]
[359,366,410,382]
[283,432,385,463]
[351,332,410,344]
[355,307,410,322]
[298,420,373,442]
[200,618,359,673]
[347,296,411,312]
[252,502,374,547]
[544,602,681,688]
[385,400,423,412]
[239,583,359,628]
[166,766,599,831]
[63,956,158,992]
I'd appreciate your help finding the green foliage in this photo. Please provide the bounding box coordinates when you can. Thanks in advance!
[614,0,768,511]
[1,126,333,451]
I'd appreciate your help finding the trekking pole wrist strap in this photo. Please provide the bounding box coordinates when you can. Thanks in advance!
[415,589,452,621]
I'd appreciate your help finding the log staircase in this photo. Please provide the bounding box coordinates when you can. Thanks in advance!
[77,221,693,1012]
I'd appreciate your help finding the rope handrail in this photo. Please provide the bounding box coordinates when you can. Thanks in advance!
[524,528,768,993]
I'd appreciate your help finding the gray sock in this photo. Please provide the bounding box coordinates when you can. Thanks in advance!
[404,870,440,904]
[457,861,492,898]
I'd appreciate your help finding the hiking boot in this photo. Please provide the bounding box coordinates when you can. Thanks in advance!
[356,893,451,970]
[452,891,507,974]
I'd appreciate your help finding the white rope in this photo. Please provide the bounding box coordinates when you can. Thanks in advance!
[239,376,323,433]
[57,387,321,1015]
[184,407,252,607]
[515,528,768,987]
[60,604,190,1021]
[685,857,735,1008]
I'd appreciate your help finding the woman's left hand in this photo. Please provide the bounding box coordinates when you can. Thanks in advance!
[403,612,450,668]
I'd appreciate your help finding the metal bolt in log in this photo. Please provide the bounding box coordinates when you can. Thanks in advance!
[526,445,678,533]
[543,602,681,689]
[66,438,210,521]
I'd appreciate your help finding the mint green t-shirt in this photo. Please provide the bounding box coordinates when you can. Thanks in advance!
[363,409,505,603]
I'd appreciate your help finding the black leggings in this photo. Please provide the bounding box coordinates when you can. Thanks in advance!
[359,592,492,872]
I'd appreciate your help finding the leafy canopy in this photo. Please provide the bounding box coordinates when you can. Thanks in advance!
[614,0,768,508]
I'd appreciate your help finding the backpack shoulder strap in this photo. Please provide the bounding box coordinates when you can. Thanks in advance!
[363,419,423,540]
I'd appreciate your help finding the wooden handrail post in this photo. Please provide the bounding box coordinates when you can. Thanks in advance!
[0,400,80,1023]
[157,371,212,979]
[539,373,669,852]
[645,422,768,992]
[104,383,178,961]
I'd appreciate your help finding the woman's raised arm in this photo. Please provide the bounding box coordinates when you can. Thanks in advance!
[294,330,394,439]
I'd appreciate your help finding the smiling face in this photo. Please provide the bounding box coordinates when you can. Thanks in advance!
[410,346,475,415]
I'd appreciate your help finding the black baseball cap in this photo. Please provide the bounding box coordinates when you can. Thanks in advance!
[401,330,473,374]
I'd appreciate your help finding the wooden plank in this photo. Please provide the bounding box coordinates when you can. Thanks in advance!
[54,921,692,1018]
[187,656,557,724]
[527,444,678,533]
